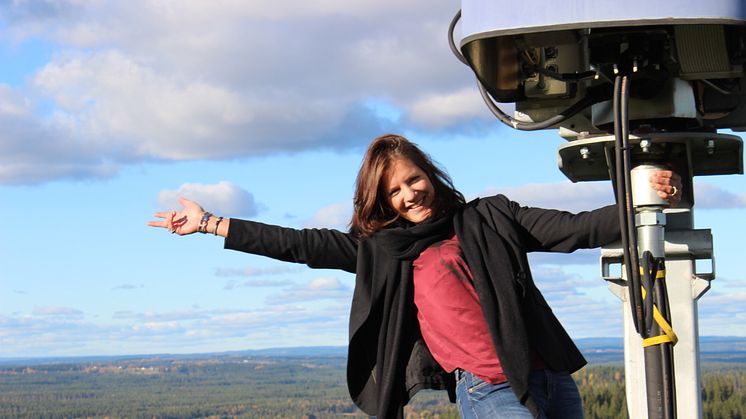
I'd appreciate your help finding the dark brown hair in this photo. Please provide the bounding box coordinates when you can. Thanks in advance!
[349,134,465,238]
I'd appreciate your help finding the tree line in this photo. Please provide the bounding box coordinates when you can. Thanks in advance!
[0,357,743,418]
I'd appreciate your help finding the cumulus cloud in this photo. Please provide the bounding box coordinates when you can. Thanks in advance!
[408,87,488,128]
[303,201,352,229]
[0,0,484,184]
[0,83,119,184]
[156,181,258,217]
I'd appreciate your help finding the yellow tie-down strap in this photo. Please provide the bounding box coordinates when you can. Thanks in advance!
[640,268,679,348]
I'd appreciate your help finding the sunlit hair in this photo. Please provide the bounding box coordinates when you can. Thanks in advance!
[349,134,465,238]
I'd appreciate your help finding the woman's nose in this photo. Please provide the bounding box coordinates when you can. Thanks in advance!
[401,185,416,202]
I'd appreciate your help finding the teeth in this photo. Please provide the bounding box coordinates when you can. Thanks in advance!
[408,196,426,211]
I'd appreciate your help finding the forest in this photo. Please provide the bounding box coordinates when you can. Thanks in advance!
[0,355,744,418]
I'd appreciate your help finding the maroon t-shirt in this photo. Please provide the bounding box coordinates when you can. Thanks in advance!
[412,234,508,384]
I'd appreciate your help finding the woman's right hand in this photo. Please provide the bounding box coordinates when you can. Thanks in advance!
[147,197,204,236]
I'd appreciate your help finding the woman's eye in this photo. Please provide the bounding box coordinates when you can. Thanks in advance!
[389,189,400,198]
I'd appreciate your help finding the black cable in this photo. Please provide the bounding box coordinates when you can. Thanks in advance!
[700,78,746,96]
[641,251,655,335]
[620,75,646,336]
[613,75,644,334]
[654,257,677,419]
[527,64,597,82]
[448,9,598,131]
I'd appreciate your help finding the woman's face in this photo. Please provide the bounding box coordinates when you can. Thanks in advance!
[383,157,436,224]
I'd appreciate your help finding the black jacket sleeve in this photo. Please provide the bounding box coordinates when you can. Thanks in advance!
[482,195,620,253]
[224,218,358,273]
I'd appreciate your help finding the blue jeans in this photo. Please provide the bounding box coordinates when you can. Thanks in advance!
[455,369,585,419]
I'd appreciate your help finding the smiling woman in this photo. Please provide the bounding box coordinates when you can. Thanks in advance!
[349,134,465,236]
[148,133,682,419]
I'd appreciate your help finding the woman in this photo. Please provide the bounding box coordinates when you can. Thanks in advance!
[149,134,681,418]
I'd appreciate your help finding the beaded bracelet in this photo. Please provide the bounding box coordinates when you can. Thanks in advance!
[198,211,213,234]
[213,216,224,235]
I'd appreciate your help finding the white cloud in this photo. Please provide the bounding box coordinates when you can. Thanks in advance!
[480,181,746,213]
[0,304,348,357]
[304,201,351,229]
[693,182,746,209]
[34,50,256,160]
[31,305,84,318]
[481,181,616,212]
[223,279,294,290]
[215,265,302,278]
[408,87,488,127]
[216,265,303,290]
[156,181,258,217]
[2,270,743,357]
[531,267,622,338]
[0,0,480,184]
[0,82,119,184]
[267,276,351,304]
[697,274,746,335]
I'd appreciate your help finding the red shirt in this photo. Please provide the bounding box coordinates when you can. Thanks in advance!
[412,234,508,384]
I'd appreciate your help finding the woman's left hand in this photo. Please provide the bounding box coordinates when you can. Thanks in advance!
[649,170,683,207]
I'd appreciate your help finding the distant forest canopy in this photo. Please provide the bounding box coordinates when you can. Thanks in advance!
[0,355,744,418]
[2,335,745,366]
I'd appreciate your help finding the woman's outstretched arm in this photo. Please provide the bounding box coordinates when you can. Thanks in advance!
[148,197,358,273]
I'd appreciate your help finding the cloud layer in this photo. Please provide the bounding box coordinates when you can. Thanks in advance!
[482,181,746,213]
[0,0,485,184]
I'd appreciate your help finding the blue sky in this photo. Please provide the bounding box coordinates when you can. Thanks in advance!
[0,1,744,358]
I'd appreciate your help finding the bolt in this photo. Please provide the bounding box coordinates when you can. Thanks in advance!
[580,147,591,159]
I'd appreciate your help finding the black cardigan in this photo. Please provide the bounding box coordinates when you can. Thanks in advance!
[225,195,620,418]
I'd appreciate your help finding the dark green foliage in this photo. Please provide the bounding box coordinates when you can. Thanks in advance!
[575,366,628,419]
[701,364,746,419]
[0,357,362,418]
[0,358,744,418]
[574,364,746,419]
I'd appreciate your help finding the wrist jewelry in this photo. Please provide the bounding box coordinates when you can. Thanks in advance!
[213,216,224,235]
[198,211,213,233]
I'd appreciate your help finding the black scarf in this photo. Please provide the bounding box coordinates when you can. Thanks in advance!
[347,213,455,418]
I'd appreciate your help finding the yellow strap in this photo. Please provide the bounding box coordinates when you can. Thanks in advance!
[637,267,677,347]
[643,335,673,347]
[639,266,666,279]
[642,306,679,347]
